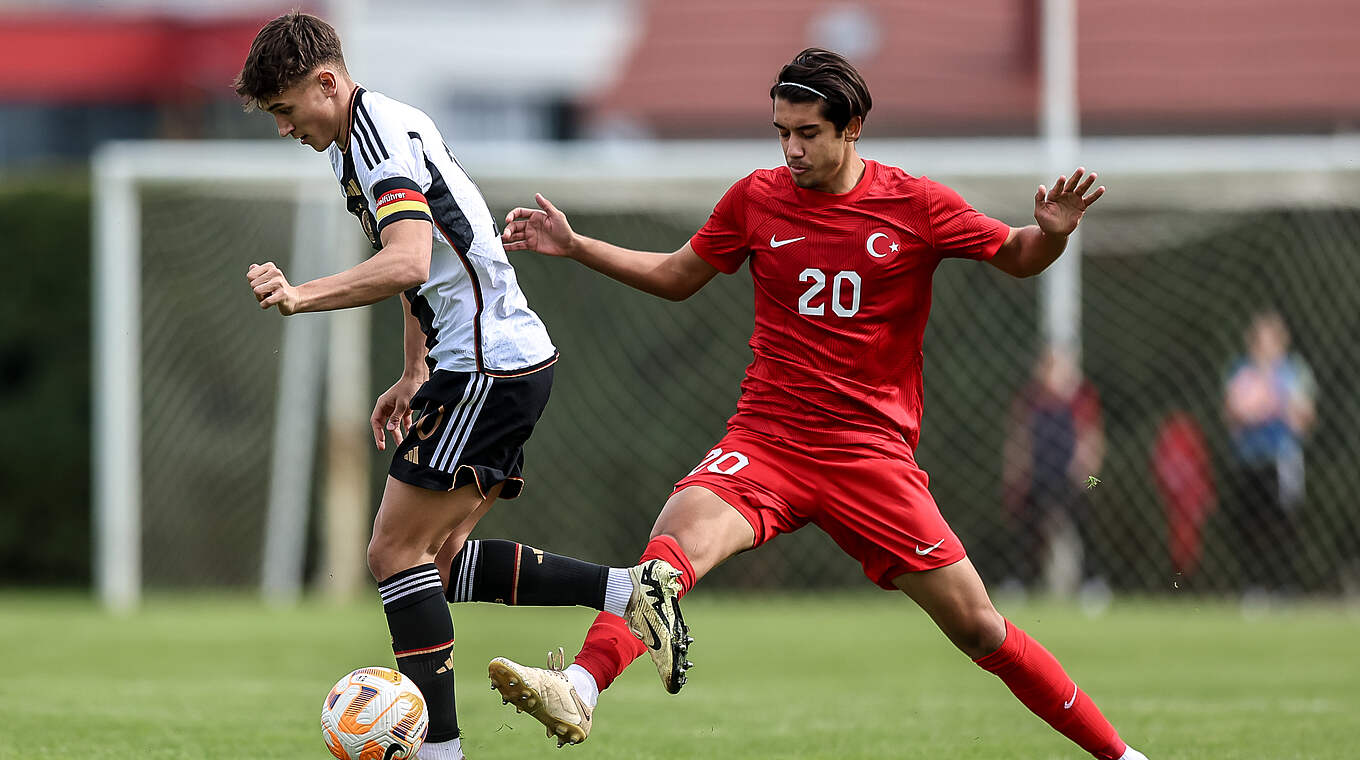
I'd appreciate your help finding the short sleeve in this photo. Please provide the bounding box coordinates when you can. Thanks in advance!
[928,180,1010,260]
[352,99,433,235]
[689,178,752,274]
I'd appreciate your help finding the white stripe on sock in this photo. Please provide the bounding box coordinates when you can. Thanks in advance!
[449,540,469,602]
[455,540,480,602]
[381,577,445,606]
[602,567,633,618]
[379,569,442,599]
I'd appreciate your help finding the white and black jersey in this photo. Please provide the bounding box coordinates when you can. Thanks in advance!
[327,87,557,375]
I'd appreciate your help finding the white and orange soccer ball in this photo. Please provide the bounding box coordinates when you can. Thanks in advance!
[321,667,429,760]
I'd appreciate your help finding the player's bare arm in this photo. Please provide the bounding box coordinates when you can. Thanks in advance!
[502,192,719,301]
[370,292,430,452]
[989,167,1105,278]
[247,218,433,314]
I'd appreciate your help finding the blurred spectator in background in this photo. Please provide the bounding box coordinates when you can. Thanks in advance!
[1003,343,1105,598]
[1222,310,1316,596]
[1151,411,1216,585]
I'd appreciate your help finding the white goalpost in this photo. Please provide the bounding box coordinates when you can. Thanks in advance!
[93,135,1360,609]
[92,142,368,610]
[1041,0,1082,355]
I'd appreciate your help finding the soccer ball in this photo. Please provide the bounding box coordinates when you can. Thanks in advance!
[321,667,429,760]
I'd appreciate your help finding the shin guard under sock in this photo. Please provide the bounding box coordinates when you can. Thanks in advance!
[973,619,1126,759]
[380,564,459,743]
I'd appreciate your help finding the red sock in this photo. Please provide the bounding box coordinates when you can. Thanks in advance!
[973,619,1127,760]
[572,535,695,691]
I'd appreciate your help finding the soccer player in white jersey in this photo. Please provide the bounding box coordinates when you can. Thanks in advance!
[234,13,688,759]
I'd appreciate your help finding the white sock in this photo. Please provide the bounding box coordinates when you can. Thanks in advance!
[417,737,462,760]
[564,664,600,708]
[602,567,633,618]
[1119,747,1149,760]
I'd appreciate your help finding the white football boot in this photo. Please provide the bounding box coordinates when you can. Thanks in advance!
[488,650,593,748]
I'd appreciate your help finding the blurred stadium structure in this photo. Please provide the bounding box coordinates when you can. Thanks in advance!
[7,0,1360,155]
[4,0,1359,605]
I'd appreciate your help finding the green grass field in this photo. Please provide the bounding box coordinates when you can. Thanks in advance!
[3,591,1357,759]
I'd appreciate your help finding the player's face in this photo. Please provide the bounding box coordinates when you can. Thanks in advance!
[772,97,860,191]
[262,70,343,152]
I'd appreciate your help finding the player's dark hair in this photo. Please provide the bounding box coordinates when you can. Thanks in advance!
[234,11,347,110]
[769,48,872,135]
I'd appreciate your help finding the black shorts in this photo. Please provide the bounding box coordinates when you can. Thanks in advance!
[389,364,554,498]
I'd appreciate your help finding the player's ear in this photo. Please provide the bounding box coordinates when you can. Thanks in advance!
[843,116,862,143]
[318,68,338,96]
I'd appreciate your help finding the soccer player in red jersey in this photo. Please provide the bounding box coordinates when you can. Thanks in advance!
[488,48,1147,759]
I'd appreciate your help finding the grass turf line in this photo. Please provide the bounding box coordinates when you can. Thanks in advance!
[2,591,1356,759]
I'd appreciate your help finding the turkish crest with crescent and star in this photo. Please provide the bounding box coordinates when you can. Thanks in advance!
[865,227,903,259]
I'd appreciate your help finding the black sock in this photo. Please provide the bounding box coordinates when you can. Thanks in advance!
[379,564,459,743]
[445,539,609,608]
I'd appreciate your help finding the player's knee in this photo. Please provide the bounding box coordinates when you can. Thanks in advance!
[367,530,443,582]
[366,534,408,582]
[648,487,753,565]
[647,512,696,546]
[947,606,1007,658]
[365,537,388,581]
[975,610,1008,654]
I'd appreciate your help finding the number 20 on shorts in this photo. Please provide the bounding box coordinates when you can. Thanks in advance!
[688,448,750,477]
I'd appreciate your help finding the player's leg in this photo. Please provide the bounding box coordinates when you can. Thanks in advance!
[488,429,807,747]
[568,484,757,691]
[812,443,1146,759]
[433,490,497,587]
[893,559,1145,759]
[413,363,665,615]
[488,484,756,745]
[377,364,567,760]
[402,363,636,614]
[431,484,699,661]
[368,476,489,760]
[438,530,656,615]
[559,433,805,698]
[890,559,1006,656]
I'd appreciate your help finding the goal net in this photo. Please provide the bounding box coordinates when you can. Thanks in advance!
[93,136,1360,607]
[93,142,373,609]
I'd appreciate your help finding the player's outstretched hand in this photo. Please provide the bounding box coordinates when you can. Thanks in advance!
[370,375,422,451]
[1034,167,1105,237]
[501,193,576,258]
[247,262,301,315]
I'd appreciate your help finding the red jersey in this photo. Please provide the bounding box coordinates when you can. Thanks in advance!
[689,159,1010,449]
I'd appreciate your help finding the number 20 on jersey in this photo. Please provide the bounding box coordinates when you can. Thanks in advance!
[797,268,861,317]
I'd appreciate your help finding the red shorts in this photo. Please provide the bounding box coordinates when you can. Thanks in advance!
[671,426,966,589]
